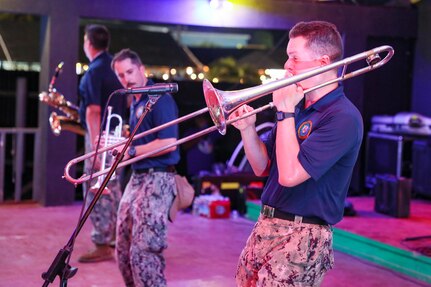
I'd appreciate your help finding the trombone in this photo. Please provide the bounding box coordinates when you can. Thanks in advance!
[64,45,394,186]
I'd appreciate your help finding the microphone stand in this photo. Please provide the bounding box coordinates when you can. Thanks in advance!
[41,94,162,287]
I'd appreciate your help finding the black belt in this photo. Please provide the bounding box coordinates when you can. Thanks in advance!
[261,205,328,226]
[134,166,176,174]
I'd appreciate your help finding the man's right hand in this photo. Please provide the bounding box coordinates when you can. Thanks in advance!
[229,104,256,132]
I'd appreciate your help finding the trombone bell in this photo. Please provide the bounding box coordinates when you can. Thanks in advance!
[203,79,227,135]
[203,45,394,137]
[203,79,271,135]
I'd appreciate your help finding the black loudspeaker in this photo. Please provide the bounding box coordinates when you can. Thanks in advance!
[365,132,413,189]
[374,174,411,218]
[412,140,431,197]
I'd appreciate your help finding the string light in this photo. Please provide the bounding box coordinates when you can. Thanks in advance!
[186,66,194,75]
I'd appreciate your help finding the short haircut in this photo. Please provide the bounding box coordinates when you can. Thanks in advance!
[111,48,143,70]
[289,21,343,62]
[85,24,110,50]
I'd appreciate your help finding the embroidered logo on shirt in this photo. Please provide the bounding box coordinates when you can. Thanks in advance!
[298,121,312,139]
[135,105,144,119]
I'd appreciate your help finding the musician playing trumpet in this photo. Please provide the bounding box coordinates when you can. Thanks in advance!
[77,24,127,263]
[230,21,364,286]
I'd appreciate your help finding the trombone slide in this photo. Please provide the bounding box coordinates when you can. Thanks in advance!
[64,45,394,186]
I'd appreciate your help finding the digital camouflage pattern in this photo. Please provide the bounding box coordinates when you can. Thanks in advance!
[84,178,122,245]
[116,171,176,287]
[236,215,334,287]
[83,134,122,246]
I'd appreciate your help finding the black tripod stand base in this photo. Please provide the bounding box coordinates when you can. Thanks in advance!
[41,248,78,287]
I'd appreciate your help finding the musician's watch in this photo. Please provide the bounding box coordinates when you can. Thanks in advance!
[128,146,136,158]
[276,111,295,121]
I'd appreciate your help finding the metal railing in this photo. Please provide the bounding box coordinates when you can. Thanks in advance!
[0,128,40,202]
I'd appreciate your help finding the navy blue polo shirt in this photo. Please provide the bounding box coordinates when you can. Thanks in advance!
[261,86,363,225]
[78,51,125,130]
[129,80,180,170]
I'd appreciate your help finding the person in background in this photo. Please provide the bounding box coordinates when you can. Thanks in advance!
[182,114,222,179]
[77,24,126,263]
[111,48,180,287]
[229,20,364,286]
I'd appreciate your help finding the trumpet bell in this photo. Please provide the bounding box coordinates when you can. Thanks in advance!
[89,182,111,195]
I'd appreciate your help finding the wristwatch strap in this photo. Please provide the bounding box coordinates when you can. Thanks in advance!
[128,146,136,157]
[276,111,295,121]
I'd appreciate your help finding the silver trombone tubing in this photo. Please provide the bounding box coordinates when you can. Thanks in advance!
[63,45,394,185]
[203,45,394,135]
[63,107,208,185]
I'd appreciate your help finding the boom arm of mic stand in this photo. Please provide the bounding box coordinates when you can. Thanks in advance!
[40,94,162,287]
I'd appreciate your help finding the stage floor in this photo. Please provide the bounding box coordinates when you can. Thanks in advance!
[336,196,431,253]
[0,196,430,287]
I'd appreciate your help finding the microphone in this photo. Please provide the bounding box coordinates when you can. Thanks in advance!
[119,83,178,95]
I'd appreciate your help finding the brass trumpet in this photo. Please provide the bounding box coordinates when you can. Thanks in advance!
[89,106,125,194]
[64,45,394,186]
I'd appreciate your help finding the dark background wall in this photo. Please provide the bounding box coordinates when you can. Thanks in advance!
[411,1,431,117]
[0,0,425,205]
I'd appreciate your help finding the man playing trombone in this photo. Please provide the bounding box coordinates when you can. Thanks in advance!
[230,21,364,286]
[111,49,180,287]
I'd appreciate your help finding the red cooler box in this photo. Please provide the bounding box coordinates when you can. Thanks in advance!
[209,200,230,219]
[193,195,231,219]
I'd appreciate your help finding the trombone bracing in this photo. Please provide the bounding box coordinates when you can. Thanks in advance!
[64,45,394,186]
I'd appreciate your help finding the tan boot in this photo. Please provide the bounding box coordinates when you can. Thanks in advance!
[78,244,114,263]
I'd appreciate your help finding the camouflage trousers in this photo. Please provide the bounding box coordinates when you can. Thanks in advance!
[83,175,122,246]
[116,171,176,287]
[236,215,334,287]
[83,134,122,245]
